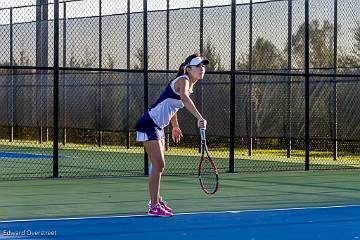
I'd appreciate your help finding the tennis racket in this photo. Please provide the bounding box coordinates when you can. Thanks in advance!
[198,128,219,194]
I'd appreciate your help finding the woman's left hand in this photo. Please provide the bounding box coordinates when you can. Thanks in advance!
[172,127,183,144]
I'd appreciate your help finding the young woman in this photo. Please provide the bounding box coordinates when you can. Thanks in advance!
[135,53,208,217]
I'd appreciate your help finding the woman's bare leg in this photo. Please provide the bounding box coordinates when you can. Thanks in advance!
[158,139,166,200]
[143,140,165,207]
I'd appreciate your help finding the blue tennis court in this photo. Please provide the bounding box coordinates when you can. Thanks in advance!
[1,205,359,240]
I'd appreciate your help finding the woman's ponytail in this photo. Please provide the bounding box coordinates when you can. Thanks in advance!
[176,62,186,77]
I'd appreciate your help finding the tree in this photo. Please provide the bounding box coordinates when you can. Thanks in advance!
[17,49,31,66]
[353,22,360,65]
[68,46,96,68]
[332,22,360,69]
[106,52,115,69]
[133,48,147,70]
[0,62,11,76]
[237,37,285,70]
[292,20,334,69]
[236,37,286,141]
[236,37,285,113]
[203,40,223,71]
[291,20,353,140]
[292,20,360,69]
[338,53,357,68]
[9,48,34,75]
[68,55,80,68]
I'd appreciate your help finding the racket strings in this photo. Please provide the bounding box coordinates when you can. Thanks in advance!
[200,157,217,192]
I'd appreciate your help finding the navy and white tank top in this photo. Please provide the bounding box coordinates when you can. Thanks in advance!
[148,74,191,128]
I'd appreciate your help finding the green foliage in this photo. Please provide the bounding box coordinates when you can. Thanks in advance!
[338,53,357,68]
[235,38,287,142]
[134,48,148,70]
[237,37,285,70]
[353,22,360,65]
[68,47,96,68]
[292,20,334,69]
[251,37,285,70]
[0,66,12,76]
[203,40,223,71]
[106,52,115,69]
[17,49,31,66]
[133,48,143,69]
[3,48,34,75]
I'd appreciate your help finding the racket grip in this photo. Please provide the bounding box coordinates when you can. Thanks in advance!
[199,128,206,141]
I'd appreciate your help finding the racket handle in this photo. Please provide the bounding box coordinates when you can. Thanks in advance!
[199,128,206,141]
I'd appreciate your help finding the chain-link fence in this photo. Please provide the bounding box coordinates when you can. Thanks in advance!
[0,0,359,179]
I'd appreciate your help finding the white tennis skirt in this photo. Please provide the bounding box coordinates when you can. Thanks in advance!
[136,130,165,142]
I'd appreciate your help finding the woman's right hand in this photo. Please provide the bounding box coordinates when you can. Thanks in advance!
[197,118,207,129]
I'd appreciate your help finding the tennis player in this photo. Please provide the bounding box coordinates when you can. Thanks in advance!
[135,53,208,217]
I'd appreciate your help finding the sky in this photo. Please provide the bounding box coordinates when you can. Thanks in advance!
[0,0,270,8]
[0,0,271,11]
[0,0,274,24]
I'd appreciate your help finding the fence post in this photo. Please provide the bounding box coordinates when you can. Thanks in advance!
[53,0,60,178]
[229,0,236,173]
[36,0,49,143]
[165,0,170,151]
[126,0,131,149]
[248,0,253,156]
[304,0,310,171]
[36,0,42,144]
[97,0,103,147]
[143,0,149,176]
[197,0,204,153]
[62,2,67,146]
[332,0,338,161]
[287,0,293,158]
[44,2,49,142]
[9,7,14,142]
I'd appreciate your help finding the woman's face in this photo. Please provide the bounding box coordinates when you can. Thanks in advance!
[187,64,206,80]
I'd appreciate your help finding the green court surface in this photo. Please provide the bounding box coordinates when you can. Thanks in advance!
[1,140,360,179]
[0,170,359,221]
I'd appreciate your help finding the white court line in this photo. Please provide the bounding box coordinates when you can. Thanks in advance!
[1,204,360,224]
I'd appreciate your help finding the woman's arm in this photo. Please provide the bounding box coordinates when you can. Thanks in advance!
[177,78,207,128]
[170,113,182,143]
[170,112,179,128]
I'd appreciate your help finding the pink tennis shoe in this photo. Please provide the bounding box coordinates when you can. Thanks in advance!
[159,197,173,212]
[148,203,173,217]
[148,197,173,212]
